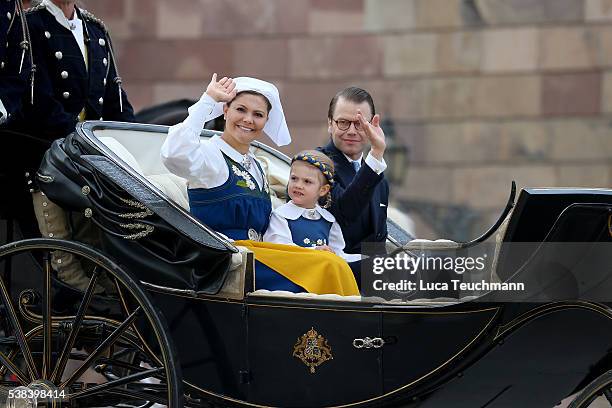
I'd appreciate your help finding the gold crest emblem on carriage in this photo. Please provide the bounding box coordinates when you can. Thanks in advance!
[293,327,333,373]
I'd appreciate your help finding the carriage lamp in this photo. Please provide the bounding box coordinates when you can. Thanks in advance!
[381,118,409,186]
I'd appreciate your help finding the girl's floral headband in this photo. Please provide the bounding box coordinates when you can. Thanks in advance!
[292,154,335,186]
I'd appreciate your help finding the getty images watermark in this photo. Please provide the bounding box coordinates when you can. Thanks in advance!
[369,252,524,292]
[360,242,612,302]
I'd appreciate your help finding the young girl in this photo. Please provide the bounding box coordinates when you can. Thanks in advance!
[264,150,360,263]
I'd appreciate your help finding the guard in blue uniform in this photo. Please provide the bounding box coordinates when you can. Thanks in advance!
[0,0,34,242]
[9,0,135,291]
[0,0,30,126]
[9,0,134,141]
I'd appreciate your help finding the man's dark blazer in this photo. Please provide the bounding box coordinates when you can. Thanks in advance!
[318,140,389,254]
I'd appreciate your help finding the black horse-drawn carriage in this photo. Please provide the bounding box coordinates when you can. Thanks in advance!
[0,121,611,407]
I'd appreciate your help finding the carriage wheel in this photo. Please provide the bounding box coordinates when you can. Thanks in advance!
[0,238,183,407]
[568,370,612,408]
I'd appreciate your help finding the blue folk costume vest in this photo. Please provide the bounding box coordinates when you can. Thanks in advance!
[288,216,333,249]
[187,153,302,292]
[188,153,271,240]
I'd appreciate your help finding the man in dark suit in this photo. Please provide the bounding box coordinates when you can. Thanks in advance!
[318,87,389,257]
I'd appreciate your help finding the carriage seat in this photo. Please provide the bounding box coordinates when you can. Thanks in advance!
[99,137,190,210]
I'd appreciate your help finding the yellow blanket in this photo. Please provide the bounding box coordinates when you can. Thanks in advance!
[235,240,359,296]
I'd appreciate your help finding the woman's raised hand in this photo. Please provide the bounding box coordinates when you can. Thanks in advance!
[357,110,386,160]
[205,73,237,103]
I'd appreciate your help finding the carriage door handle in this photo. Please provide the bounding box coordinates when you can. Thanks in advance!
[353,337,385,349]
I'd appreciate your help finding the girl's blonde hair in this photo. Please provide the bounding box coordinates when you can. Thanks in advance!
[291,150,335,185]
[291,150,335,207]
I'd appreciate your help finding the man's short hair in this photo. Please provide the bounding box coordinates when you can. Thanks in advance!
[327,86,376,120]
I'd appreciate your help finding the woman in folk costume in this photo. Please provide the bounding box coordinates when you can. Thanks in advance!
[161,75,358,296]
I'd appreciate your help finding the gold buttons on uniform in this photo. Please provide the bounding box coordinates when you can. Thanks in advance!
[62,91,70,99]
[55,51,63,60]
[61,71,68,79]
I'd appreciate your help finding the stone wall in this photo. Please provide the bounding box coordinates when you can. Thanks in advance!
[84,0,612,238]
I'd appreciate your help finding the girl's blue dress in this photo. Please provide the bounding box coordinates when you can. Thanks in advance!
[287,217,333,249]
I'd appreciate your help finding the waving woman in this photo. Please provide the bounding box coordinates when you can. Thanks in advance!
[161,75,358,296]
